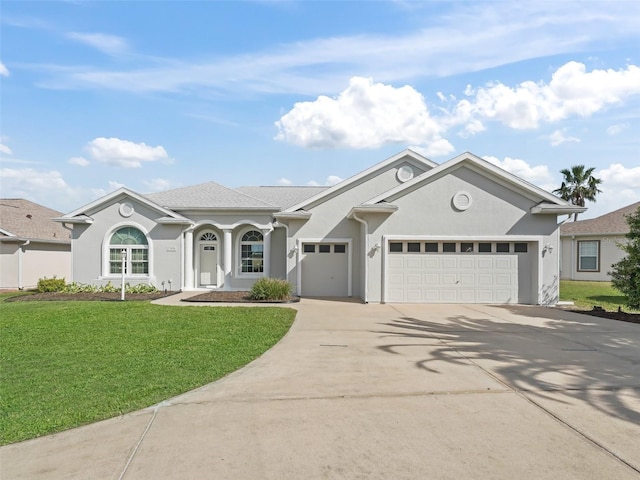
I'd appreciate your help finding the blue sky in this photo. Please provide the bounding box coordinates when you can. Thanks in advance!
[1,0,639,219]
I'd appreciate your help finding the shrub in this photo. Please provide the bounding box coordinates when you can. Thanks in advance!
[63,282,98,293]
[609,206,640,309]
[249,278,292,301]
[37,276,66,293]
[126,283,158,294]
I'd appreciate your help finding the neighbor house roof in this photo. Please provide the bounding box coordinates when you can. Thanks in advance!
[560,201,640,236]
[145,181,277,210]
[0,199,71,243]
[235,186,329,209]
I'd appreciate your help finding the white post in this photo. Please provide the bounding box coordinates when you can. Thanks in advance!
[185,229,194,289]
[223,229,232,290]
[121,248,126,301]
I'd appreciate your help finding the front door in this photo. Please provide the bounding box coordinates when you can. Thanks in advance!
[199,244,218,287]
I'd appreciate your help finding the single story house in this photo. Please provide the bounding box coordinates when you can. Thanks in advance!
[560,201,639,282]
[0,199,71,289]
[55,150,583,304]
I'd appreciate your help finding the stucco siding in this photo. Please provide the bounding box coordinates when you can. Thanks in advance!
[560,235,627,281]
[1,242,70,289]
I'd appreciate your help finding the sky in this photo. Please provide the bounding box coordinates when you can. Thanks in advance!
[1,0,639,219]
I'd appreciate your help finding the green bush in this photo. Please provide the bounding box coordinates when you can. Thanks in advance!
[249,278,292,301]
[37,276,66,292]
[126,283,158,294]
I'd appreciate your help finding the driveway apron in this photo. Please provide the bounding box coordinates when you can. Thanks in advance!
[2,300,639,479]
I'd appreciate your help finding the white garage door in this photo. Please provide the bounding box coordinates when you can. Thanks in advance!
[301,243,349,297]
[386,241,522,303]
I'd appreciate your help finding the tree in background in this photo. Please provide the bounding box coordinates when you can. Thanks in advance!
[609,206,640,310]
[553,165,602,221]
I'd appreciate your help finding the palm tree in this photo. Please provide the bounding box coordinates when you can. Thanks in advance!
[553,165,602,221]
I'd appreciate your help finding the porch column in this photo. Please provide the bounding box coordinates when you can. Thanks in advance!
[184,229,194,289]
[262,228,271,278]
[223,229,233,290]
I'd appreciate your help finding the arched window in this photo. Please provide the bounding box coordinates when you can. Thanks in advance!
[200,232,217,241]
[240,230,263,273]
[109,227,149,275]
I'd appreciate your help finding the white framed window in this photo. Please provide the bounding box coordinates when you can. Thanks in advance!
[108,226,149,275]
[240,230,264,274]
[578,240,599,272]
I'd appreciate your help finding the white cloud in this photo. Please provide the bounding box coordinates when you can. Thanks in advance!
[606,123,629,136]
[483,155,555,190]
[325,175,343,186]
[85,137,170,168]
[0,143,12,155]
[0,62,9,77]
[598,163,640,189]
[66,32,129,56]
[68,156,89,167]
[0,167,69,202]
[549,128,580,146]
[277,177,292,186]
[108,180,126,190]
[455,62,640,131]
[275,77,446,149]
[143,178,175,192]
[306,180,320,186]
[33,3,640,97]
[408,139,455,158]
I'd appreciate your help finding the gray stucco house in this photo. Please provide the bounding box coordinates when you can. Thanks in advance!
[1,199,71,289]
[55,150,582,304]
[560,201,640,282]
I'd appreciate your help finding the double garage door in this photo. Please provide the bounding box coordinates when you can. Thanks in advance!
[386,241,529,303]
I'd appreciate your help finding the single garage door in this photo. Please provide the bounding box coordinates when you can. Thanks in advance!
[301,242,349,297]
[385,241,524,303]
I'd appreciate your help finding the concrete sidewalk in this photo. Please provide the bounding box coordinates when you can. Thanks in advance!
[2,301,639,479]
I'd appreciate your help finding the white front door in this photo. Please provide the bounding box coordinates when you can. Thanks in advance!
[199,244,218,287]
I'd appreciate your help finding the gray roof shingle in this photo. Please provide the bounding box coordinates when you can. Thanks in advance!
[560,202,640,236]
[0,199,71,242]
[235,186,329,209]
[144,181,276,209]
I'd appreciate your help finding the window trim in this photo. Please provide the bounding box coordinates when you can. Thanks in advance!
[237,228,265,277]
[102,223,152,279]
[577,240,600,272]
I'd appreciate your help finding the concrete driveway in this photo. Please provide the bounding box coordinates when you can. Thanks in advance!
[2,300,639,479]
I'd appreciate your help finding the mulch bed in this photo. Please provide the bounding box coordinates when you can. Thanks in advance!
[568,308,640,325]
[5,292,172,302]
[183,291,300,304]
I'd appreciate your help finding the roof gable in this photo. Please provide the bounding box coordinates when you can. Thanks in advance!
[561,201,640,235]
[364,152,574,208]
[282,149,438,212]
[0,199,71,242]
[57,188,190,223]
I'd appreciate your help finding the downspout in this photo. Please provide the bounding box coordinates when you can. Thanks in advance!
[350,212,369,303]
[18,240,30,290]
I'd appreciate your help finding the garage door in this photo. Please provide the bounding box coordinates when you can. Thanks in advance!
[385,241,523,303]
[301,243,349,297]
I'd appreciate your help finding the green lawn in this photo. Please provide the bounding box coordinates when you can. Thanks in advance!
[559,280,638,312]
[0,296,295,445]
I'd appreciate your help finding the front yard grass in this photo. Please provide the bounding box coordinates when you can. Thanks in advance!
[0,297,295,445]
[559,280,638,312]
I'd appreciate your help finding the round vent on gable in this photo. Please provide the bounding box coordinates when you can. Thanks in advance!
[119,202,134,218]
[452,191,472,211]
[396,165,414,183]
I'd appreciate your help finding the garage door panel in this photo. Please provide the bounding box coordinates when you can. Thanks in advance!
[386,253,520,304]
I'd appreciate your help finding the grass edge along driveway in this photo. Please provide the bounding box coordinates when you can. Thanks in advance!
[559,280,638,312]
[0,298,295,445]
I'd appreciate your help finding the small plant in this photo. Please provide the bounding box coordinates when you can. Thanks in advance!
[63,282,98,293]
[37,276,66,293]
[99,281,118,293]
[249,277,292,301]
[126,283,158,294]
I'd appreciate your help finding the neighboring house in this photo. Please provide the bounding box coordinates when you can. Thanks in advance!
[560,201,640,282]
[55,150,583,304]
[0,199,71,289]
